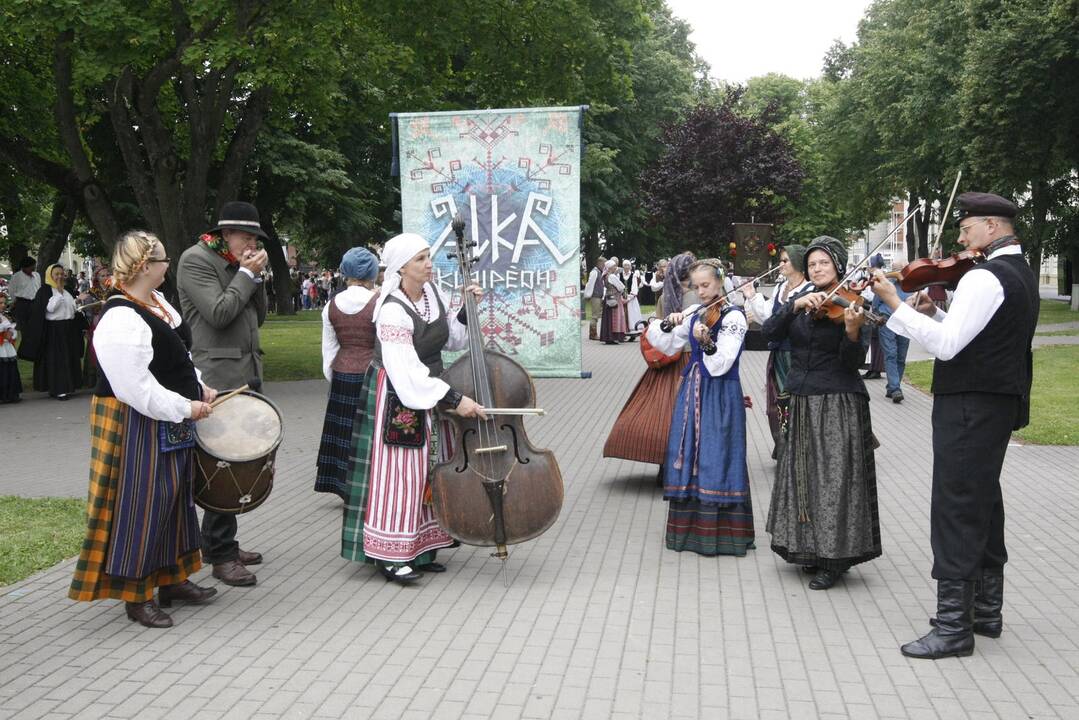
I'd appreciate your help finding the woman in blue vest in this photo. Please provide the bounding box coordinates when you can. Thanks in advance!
[645,259,753,556]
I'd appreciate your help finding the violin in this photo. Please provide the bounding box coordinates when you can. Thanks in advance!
[895,250,984,292]
[429,215,564,566]
[810,282,887,326]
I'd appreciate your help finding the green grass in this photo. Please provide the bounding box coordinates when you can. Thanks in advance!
[1038,298,1078,326]
[904,345,1079,445]
[261,314,324,381]
[0,496,86,587]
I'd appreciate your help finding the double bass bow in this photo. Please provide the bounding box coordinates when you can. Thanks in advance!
[429,214,564,579]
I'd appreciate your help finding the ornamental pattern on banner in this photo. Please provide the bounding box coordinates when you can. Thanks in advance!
[395,106,584,377]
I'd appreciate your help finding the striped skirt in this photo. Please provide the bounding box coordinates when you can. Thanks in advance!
[315,370,367,499]
[340,368,444,566]
[603,353,690,464]
[665,489,755,556]
[69,397,202,603]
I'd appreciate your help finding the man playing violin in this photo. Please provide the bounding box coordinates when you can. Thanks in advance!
[870,192,1039,660]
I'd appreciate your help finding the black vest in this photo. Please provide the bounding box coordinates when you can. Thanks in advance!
[95,298,201,402]
[931,254,1039,398]
[372,284,450,376]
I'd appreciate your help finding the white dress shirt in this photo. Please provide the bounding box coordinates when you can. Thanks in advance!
[93,292,204,422]
[376,284,469,410]
[321,285,376,381]
[8,271,41,300]
[45,289,77,320]
[645,305,747,377]
[886,245,1021,361]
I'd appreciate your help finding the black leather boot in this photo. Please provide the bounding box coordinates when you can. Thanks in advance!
[929,569,1003,638]
[972,569,1003,637]
[901,580,975,659]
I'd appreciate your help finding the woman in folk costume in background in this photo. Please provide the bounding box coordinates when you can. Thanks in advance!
[646,259,753,556]
[0,292,23,403]
[315,247,379,500]
[763,236,881,591]
[79,264,113,388]
[340,233,485,583]
[620,259,643,339]
[19,263,84,399]
[598,258,628,344]
[68,231,218,628]
[742,244,812,459]
[602,252,695,480]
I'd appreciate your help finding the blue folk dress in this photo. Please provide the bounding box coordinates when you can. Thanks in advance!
[661,305,754,556]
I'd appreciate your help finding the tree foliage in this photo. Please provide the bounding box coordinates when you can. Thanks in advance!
[640,89,804,257]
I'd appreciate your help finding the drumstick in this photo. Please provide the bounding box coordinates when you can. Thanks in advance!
[210,384,249,408]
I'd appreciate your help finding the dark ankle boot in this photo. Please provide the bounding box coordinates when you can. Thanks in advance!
[158,580,218,608]
[125,600,173,628]
[901,580,975,659]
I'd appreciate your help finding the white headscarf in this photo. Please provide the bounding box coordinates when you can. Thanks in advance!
[604,259,616,270]
[373,232,430,320]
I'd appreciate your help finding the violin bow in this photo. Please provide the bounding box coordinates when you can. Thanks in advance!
[820,201,924,305]
[661,264,783,331]
[909,170,962,309]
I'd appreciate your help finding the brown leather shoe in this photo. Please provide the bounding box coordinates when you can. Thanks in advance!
[158,580,218,607]
[237,548,263,565]
[212,559,257,586]
[125,600,173,628]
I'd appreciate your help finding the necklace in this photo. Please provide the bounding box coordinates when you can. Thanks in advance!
[405,285,430,320]
[115,285,174,325]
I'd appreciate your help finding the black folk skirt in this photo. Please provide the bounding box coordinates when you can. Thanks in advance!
[315,370,367,499]
[766,392,881,571]
[33,318,82,396]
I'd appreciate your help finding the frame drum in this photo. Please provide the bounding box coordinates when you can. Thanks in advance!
[193,391,283,514]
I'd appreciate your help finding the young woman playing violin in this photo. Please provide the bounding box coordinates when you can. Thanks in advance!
[645,259,753,557]
[762,235,882,591]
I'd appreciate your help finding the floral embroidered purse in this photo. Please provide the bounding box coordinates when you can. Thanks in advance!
[382,389,427,448]
[158,419,196,453]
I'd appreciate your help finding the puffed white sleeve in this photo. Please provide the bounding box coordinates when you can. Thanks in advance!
[744,292,773,323]
[702,311,747,377]
[321,302,338,382]
[377,303,451,410]
[438,284,470,352]
[93,307,193,422]
[644,304,698,354]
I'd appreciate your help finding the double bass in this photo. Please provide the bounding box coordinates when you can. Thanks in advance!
[429,215,564,565]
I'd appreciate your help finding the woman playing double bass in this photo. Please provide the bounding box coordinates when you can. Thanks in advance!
[340,233,485,583]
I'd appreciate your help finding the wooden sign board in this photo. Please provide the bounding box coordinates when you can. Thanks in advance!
[730,223,773,276]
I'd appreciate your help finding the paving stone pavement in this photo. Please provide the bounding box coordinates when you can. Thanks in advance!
[2,328,1079,720]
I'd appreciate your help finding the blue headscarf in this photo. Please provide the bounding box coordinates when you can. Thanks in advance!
[339,247,378,281]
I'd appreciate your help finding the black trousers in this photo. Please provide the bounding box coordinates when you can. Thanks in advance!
[930,392,1019,580]
[201,510,239,564]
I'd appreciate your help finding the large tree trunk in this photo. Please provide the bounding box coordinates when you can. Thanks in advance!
[1026,178,1051,276]
[256,203,295,316]
[35,193,79,269]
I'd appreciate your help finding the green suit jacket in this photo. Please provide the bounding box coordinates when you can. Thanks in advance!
[177,242,267,390]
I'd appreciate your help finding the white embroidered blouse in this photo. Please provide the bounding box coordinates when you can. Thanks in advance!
[645,305,747,377]
[376,284,469,410]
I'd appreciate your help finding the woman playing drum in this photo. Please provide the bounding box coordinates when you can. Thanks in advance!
[69,231,220,628]
[340,233,485,583]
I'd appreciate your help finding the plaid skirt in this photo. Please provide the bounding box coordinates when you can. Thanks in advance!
[665,488,755,556]
[69,397,202,602]
[315,371,367,499]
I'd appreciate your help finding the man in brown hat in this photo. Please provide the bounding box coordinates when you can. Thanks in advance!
[177,201,269,586]
[871,191,1039,660]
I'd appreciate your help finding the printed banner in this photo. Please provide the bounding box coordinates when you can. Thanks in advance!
[394,106,584,377]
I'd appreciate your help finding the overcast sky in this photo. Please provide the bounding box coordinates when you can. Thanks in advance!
[664,0,871,84]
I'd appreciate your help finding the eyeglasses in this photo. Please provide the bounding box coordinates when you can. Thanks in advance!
[958,218,990,235]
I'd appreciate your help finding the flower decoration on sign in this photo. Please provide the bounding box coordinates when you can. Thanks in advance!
[727,241,737,259]
[767,242,777,257]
